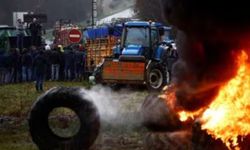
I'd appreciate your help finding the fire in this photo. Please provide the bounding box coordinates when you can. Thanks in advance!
[200,50,250,149]
[174,51,250,149]
[178,109,204,122]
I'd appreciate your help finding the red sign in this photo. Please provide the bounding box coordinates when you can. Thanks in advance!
[68,29,82,43]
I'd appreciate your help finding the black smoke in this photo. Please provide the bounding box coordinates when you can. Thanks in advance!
[161,0,250,111]
[161,0,250,37]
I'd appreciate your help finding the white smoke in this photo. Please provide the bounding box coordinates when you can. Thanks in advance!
[81,85,147,125]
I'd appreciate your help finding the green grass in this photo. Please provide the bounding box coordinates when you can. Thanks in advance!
[0,81,89,150]
[0,81,89,117]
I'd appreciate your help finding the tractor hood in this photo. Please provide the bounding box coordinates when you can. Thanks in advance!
[122,44,144,55]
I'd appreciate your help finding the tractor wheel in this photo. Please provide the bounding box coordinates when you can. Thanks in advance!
[29,87,100,150]
[146,62,166,91]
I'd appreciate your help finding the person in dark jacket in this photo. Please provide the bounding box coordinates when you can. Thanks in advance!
[50,48,61,81]
[64,48,75,80]
[0,51,8,84]
[58,47,65,81]
[9,48,21,83]
[30,46,39,81]
[29,18,42,47]
[33,50,48,92]
[74,49,85,81]
[21,48,33,81]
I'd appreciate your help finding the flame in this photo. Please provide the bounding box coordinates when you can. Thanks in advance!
[178,109,204,122]
[200,50,250,150]
[173,51,250,149]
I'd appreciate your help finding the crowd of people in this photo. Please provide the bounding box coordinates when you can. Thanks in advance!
[0,18,86,92]
[0,45,86,91]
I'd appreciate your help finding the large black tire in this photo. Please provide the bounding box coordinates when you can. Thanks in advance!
[146,62,166,91]
[29,87,100,150]
[141,94,181,132]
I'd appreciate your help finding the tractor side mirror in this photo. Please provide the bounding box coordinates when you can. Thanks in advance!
[159,28,165,36]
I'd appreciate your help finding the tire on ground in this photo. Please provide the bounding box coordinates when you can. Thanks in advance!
[141,94,181,132]
[146,62,166,91]
[28,87,100,150]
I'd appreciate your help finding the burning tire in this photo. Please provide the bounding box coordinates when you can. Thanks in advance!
[28,87,100,150]
[146,62,166,91]
[141,94,181,131]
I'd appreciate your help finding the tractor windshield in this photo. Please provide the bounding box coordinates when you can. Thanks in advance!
[124,27,149,47]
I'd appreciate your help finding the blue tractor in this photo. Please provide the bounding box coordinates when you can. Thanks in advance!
[93,21,177,91]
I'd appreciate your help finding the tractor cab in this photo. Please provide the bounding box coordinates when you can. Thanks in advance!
[114,21,165,60]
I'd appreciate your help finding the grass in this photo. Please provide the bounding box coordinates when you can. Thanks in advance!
[0,81,89,117]
[0,81,89,150]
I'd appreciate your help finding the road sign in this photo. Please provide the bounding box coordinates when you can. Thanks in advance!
[68,29,82,43]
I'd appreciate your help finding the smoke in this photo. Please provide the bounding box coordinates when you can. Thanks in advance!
[0,1,13,25]
[108,0,133,9]
[81,85,146,127]
[161,0,250,37]
[161,0,250,111]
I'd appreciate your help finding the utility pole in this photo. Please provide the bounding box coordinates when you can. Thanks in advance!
[92,0,97,28]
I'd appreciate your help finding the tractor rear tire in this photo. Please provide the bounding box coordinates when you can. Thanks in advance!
[146,62,166,91]
[28,87,100,150]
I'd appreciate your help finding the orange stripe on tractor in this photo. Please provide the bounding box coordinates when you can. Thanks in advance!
[102,61,145,82]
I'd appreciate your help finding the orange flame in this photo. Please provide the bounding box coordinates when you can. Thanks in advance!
[200,51,250,150]
[178,109,204,122]
[174,51,250,149]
